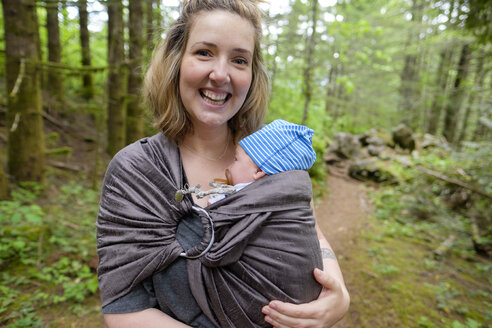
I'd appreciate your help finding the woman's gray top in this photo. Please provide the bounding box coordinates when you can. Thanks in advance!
[97,133,322,328]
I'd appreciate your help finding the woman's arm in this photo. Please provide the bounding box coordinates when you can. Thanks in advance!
[104,309,192,328]
[261,219,350,328]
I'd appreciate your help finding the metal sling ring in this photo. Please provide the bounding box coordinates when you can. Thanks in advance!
[179,206,215,259]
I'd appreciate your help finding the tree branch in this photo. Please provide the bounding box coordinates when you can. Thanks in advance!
[416,166,492,200]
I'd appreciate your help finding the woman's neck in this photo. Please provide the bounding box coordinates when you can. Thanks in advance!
[181,125,232,162]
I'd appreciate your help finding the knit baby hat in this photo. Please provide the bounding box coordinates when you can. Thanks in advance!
[238,119,317,175]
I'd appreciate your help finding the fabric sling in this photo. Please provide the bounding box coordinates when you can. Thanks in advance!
[97,133,322,328]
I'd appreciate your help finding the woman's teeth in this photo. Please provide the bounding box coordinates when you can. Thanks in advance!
[201,90,228,105]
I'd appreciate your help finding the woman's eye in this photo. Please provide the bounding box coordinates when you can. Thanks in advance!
[196,49,211,57]
[233,58,248,66]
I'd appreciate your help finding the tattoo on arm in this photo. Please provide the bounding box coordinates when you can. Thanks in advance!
[321,248,336,260]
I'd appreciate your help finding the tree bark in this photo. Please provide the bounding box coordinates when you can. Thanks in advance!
[334,64,346,117]
[473,56,491,140]
[427,1,456,135]
[456,49,485,144]
[398,0,423,129]
[145,0,160,60]
[427,48,453,135]
[325,62,338,118]
[0,150,8,199]
[107,0,127,156]
[442,43,472,143]
[34,1,44,88]
[301,0,318,125]
[126,0,145,143]
[2,0,45,183]
[78,0,93,99]
[46,0,65,108]
[145,0,153,58]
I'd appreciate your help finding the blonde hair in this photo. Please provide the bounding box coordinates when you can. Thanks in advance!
[144,0,270,142]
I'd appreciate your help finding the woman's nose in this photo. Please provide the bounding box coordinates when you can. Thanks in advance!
[209,60,231,84]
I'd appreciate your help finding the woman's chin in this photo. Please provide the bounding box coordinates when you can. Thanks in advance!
[193,113,233,128]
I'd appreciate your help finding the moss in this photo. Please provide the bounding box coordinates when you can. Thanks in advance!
[46,146,73,157]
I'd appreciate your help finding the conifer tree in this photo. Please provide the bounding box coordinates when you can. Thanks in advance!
[2,0,45,183]
[107,0,127,156]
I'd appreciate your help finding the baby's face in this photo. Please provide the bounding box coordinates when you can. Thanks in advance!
[226,145,262,185]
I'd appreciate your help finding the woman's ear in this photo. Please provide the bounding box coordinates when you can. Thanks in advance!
[253,169,266,181]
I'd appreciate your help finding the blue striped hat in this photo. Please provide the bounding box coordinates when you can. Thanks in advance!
[238,119,317,175]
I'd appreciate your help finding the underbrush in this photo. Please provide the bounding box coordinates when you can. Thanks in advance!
[341,142,491,327]
[0,178,101,327]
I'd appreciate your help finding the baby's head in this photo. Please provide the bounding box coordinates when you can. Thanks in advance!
[225,119,317,185]
[225,145,265,185]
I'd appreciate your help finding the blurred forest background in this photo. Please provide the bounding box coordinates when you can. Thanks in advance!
[0,0,490,327]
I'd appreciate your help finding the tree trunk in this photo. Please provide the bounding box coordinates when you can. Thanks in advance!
[456,49,485,144]
[78,0,93,99]
[46,0,65,108]
[2,0,45,183]
[417,47,431,130]
[427,48,454,135]
[398,0,422,128]
[126,0,145,144]
[266,36,279,104]
[443,43,472,143]
[301,0,318,125]
[0,150,8,199]
[34,1,44,89]
[325,63,338,118]
[427,0,457,135]
[334,64,346,117]
[473,72,492,140]
[145,0,158,60]
[107,0,127,156]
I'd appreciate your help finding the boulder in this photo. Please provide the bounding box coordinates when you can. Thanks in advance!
[392,124,415,151]
[367,144,385,157]
[348,159,398,184]
[329,132,360,159]
[323,152,345,166]
[358,128,393,148]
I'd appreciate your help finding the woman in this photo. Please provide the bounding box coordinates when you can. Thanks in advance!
[98,0,350,327]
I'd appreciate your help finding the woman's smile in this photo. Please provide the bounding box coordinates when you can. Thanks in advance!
[200,89,231,106]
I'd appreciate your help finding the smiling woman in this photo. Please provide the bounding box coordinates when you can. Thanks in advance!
[97,1,349,327]
[179,10,254,131]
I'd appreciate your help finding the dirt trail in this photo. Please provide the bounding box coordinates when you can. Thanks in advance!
[314,163,371,328]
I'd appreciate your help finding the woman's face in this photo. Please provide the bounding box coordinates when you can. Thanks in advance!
[179,10,255,129]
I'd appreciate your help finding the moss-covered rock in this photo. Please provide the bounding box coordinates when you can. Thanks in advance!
[349,159,399,184]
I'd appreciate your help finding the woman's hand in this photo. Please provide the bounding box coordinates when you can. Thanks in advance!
[262,268,350,328]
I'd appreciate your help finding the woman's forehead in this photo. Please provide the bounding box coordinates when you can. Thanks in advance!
[187,10,255,52]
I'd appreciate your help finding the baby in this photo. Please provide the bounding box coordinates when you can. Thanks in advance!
[208,119,316,204]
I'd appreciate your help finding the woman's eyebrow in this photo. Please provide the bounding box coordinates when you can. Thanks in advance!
[190,41,216,49]
[190,41,252,57]
[233,48,252,57]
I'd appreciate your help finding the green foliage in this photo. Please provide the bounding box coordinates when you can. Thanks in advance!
[0,181,100,327]
[309,133,327,199]
[418,316,436,328]
[449,318,482,328]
